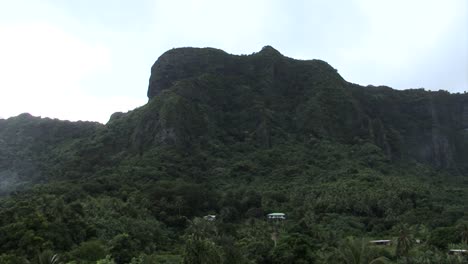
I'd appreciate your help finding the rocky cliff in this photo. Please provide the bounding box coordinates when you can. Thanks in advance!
[2,46,467,188]
[145,46,468,171]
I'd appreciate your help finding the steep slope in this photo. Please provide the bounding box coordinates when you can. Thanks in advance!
[4,46,466,182]
[143,46,468,171]
[350,85,468,169]
[0,114,102,193]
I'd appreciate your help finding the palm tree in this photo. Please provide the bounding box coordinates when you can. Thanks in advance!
[338,237,389,264]
[395,224,414,257]
[182,236,223,264]
[36,250,62,264]
[186,217,217,240]
[457,222,468,244]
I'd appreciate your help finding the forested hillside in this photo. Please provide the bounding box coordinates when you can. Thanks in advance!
[0,46,467,263]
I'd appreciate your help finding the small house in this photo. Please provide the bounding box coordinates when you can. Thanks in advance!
[267,213,286,220]
[203,215,216,221]
[369,240,392,246]
[448,249,468,256]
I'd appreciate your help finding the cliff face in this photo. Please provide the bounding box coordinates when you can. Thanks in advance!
[350,86,468,169]
[2,46,467,188]
[145,46,360,144]
[145,46,468,171]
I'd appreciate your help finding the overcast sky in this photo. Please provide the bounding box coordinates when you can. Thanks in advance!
[0,0,466,123]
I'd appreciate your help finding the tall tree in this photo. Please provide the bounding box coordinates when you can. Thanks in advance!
[457,222,468,244]
[395,225,414,257]
[36,250,62,264]
[337,237,389,264]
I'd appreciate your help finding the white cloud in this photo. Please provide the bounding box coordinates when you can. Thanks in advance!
[151,0,277,53]
[0,22,110,89]
[335,0,467,90]
[0,22,141,123]
[354,0,461,63]
[29,90,146,123]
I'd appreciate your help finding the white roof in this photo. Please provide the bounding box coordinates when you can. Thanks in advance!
[449,249,467,252]
[369,240,391,243]
[268,213,285,216]
[204,215,216,218]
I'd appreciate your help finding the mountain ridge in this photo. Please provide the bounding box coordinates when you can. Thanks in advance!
[0,46,466,262]
[2,46,468,177]
[145,46,468,171]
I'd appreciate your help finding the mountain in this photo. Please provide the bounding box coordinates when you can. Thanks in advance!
[146,46,468,170]
[0,46,466,263]
[0,113,101,193]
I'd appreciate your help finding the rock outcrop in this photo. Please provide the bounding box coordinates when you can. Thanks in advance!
[145,46,468,171]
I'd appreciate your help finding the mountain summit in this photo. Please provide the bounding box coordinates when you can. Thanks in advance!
[147,46,338,99]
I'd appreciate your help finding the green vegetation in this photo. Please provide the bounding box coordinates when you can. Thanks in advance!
[0,46,467,263]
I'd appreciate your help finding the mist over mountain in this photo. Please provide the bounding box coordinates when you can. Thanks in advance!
[0,47,466,263]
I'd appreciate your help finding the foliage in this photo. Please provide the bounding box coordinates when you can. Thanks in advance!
[0,46,467,263]
[68,240,108,263]
[96,256,116,264]
[395,225,414,257]
[335,237,391,264]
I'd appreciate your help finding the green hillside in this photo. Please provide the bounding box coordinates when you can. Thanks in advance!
[0,46,467,263]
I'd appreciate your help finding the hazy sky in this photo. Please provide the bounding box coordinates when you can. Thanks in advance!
[0,0,466,123]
